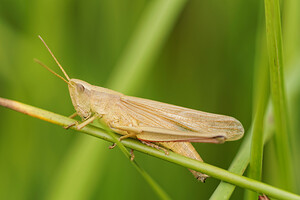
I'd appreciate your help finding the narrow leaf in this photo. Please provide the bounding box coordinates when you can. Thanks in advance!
[264,0,294,190]
[1,97,299,200]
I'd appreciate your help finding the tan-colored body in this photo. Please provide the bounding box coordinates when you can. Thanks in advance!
[37,36,244,182]
[68,79,244,181]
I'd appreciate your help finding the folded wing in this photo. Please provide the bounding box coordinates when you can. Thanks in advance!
[119,96,244,141]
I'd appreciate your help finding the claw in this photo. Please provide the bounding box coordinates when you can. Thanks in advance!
[130,149,135,161]
[109,143,117,149]
[64,121,78,129]
[196,174,209,183]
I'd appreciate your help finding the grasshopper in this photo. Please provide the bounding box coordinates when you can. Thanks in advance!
[35,36,244,182]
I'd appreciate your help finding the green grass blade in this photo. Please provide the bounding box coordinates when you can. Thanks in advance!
[245,8,270,199]
[1,97,299,200]
[245,59,269,200]
[264,0,294,190]
[210,63,300,199]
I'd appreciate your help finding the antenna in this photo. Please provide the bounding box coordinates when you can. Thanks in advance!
[34,59,70,85]
[38,35,70,81]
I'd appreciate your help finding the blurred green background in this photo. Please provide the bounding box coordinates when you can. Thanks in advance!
[0,0,299,199]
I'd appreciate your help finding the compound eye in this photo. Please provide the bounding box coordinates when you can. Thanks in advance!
[76,83,85,92]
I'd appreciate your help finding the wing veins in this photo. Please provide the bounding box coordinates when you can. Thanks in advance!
[121,97,212,132]
[121,98,190,131]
